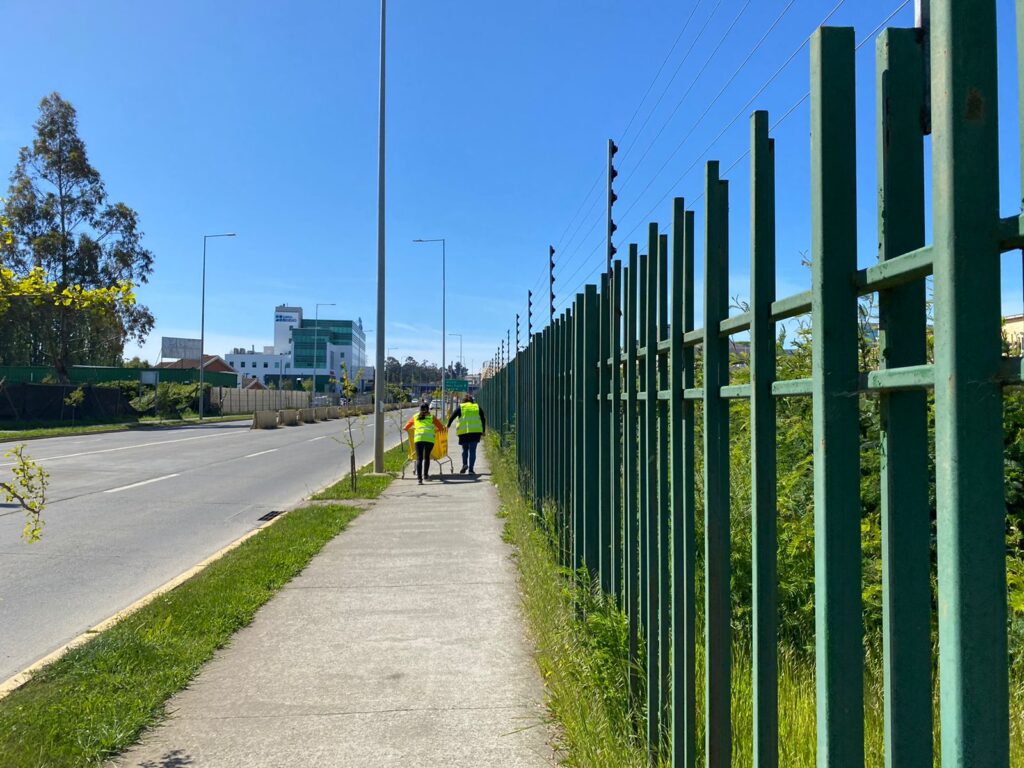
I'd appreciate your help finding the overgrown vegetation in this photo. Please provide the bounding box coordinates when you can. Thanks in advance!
[0,502,363,767]
[487,300,1024,764]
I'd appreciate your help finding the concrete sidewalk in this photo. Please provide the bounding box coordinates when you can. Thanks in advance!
[115,442,555,768]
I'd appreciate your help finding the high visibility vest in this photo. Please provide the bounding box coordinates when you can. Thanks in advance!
[457,403,483,435]
[413,415,436,443]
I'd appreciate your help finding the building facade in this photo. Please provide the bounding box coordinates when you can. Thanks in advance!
[224,304,367,391]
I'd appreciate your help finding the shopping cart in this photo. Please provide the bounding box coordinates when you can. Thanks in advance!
[401,426,454,478]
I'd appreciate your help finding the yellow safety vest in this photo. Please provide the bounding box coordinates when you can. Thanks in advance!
[457,402,483,435]
[413,415,436,443]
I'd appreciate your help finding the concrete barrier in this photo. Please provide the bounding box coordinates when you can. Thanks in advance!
[316,407,330,420]
[298,408,317,423]
[278,409,299,426]
[251,410,278,429]
[326,406,340,419]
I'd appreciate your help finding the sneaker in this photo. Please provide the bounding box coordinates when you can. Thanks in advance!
[418,478,423,485]
[460,465,468,474]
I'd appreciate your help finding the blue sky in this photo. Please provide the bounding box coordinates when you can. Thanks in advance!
[1,0,1021,372]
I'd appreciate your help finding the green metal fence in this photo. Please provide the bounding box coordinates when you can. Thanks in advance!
[481,5,1022,766]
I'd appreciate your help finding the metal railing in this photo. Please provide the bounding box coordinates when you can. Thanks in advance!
[481,5,1021,765]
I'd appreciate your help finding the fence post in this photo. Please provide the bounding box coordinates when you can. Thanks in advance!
[598,271,613,594]
[810,27,864,765]
[931,0,1008,763]
[573,294,586,573]
[610,259,623,604]
[749,111,779,768]
[643,223,661,758]
[583,284,601,576]
[670,199,697,767]
[625,245,641,703]
[876,27,932,767]
[656,231,671,740]
[703,161,732,765]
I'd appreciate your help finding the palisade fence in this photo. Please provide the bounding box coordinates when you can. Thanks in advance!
[480,5,1022,766]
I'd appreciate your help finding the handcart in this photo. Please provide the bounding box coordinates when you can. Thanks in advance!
[401,426,454,478]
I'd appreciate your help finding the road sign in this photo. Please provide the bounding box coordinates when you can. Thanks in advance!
[447,378,469,392]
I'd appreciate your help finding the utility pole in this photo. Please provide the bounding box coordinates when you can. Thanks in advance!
[373,0,387,472]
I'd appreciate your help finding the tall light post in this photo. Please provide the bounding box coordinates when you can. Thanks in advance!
[373,0,387,471]
[312,302,336,404]
[448,333,463,370]
[414,237,446,415]
[199,232,236,421]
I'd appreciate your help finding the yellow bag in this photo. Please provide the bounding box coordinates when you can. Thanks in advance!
[431,427,448,460]
[405,426,448,460]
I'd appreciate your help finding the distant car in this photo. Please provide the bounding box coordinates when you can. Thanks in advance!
[430,399,441,410]
[410,398,419,405]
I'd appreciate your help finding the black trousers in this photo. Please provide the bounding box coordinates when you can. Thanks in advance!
[415,441,433,478]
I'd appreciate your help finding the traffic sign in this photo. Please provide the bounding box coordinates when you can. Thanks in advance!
[447,378,469,392]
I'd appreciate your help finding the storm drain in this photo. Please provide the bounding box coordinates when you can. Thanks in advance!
[257,510,284,522]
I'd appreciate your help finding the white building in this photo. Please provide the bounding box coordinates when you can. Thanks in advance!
[224,304,367,392]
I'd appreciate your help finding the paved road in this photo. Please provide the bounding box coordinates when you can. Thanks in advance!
[0,411,413,683]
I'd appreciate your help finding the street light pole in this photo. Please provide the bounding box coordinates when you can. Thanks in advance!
[373,0,387,472]
[312,302,336,404]
[199,232,236,421]
[413,237,446,416]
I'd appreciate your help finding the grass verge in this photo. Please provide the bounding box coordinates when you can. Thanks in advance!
[312,440,409,500]
[486,434,648,767]
[0,501,362,767]
[0,414,252,441]
[488,437,1024,766]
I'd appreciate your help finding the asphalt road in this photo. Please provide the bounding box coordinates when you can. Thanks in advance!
[0,410,414,683]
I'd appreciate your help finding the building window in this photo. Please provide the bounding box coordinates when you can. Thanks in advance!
[240,362,245,368]
[263,362,268,368]
[274,362,280,369]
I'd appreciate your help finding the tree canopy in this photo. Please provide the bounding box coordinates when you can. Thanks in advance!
[0,93,153,378]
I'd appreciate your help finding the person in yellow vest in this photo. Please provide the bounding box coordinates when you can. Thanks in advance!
[404,402,446,485]
[446,394,486,475]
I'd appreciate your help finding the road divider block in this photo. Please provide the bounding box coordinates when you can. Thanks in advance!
[278,409,299,426]
[251,410,278,429]
[298,408,316,423]
[327,406,340,419]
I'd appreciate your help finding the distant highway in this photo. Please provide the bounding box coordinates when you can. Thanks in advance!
[0,412,412,683]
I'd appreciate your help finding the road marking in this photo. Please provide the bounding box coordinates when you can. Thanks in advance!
[105,474,180,494]
[307,436,328,442]
[0,430,243,468]
[244,449,279,458]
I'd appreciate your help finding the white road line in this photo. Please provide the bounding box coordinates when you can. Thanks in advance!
[244,449,279,458]
[0,430,243,468]
[105,474,181,494]
[307,436,328,442]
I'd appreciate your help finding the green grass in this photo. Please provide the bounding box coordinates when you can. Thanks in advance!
[0,413,252,441]
[486,435,1024,767]
[486,433,648,767]
[0,502,363,767]
[311,440,409,500]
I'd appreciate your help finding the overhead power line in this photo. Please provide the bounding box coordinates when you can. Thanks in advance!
[614,0,849,246]
[618,0,754,194]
